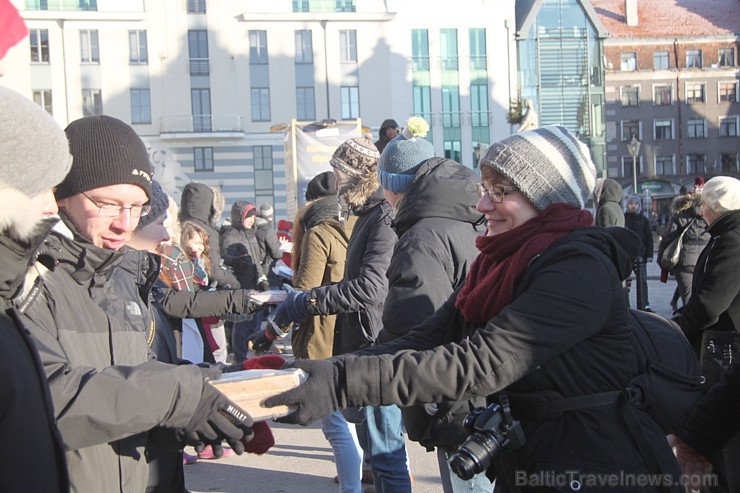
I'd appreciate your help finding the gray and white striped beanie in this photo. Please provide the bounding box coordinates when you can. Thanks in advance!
[478,126,596,211]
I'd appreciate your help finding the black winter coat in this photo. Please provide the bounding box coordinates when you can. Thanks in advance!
[0,223,68,493]
[624,212,653,260]
[220,226,264,291]
[658,193,710,271]
[675,210,740,350]
[311,189,396,355]
[376,157,483,450]
[341,227,682,492]
[179,183,241,288]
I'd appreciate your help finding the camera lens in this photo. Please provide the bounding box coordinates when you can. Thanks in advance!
[448,433,501,480]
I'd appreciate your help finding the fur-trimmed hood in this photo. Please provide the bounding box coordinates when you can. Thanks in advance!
[671,192,702,215]
[0,186,48,240]
[342,173,380,211]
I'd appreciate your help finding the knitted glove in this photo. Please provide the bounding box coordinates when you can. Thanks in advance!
[263,358,347,426]
[239,355,286,454]
[269,285,310,329]
[247,329,274,353]
[181,367,254,455]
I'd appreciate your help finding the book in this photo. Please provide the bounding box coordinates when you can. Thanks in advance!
[209,368,306,421]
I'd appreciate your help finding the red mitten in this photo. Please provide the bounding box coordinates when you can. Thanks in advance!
[239,355,287,454]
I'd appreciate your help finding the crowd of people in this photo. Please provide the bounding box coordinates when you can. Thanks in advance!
[3,81,740,493]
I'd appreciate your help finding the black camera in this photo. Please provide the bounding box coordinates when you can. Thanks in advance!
[448,400,526,480]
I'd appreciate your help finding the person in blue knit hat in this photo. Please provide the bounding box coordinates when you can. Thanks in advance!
[377,116,436,195]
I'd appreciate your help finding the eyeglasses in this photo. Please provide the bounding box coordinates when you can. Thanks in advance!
[82,191,151,218]
[475,183,520,204]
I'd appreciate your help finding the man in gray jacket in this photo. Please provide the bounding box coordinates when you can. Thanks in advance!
[19,115,253,493]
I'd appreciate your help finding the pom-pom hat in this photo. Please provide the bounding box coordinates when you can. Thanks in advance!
[377,117,435,193]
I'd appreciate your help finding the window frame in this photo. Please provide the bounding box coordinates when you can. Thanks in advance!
[687,118,706,139]
[296,87,315,121]
[249,30,268,65]
[620,86,640,107]
[686,49,702,68]
[621,155,644,178]
[340,86,360,120]
[620,52,637,71]
[82,89,103,116]
[130,88,151,124]
[653,51,669,70]
[29,29,50,63]
[719,116,739,137]
[718,81,739,103]
[718,47,735,67]
[339,30,357,63]
[128,30,148,64]
[654,119,673,140]
[295,30,313,64]
[653,84,672,106]
[253,145,274,194]
[654,155,675,176]
[79,29,100,64]
[33,89,53,115]
[187,0,206,13]
[685,82,705,104]
[686,154,706,175]
[251,87,271,122]
[193,147,214,172]
[620,120,641,142]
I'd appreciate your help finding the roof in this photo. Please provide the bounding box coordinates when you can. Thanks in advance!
[591,0,740,38]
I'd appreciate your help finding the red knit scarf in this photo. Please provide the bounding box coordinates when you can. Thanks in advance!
[455,204,594,325]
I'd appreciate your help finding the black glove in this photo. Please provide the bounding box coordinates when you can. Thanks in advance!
[262,358,347,425]
[248,329,274,353]
[181,367,254,454]
[258,279,271,292]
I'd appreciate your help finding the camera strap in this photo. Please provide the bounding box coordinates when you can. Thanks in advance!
[506,390,620,421]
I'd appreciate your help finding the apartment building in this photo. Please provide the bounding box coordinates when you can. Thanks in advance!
[2,0,515,218]
[595,0,740,212]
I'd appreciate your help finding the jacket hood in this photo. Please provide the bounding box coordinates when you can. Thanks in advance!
[343,177,381,211]
[393,157,483,235]
[599,179,624,205]
[558,226,639,281]
[625,195,641,214]
[179,183,215,225]
[671,192,702,215]
[0,217,55,300]
[229,201,257,231]
[0,186,49,240]
[379,119,398,133]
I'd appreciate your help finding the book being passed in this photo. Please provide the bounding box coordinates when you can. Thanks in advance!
[209,369,307,421]
[249,290,288,304]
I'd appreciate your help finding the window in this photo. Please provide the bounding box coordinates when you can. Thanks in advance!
[442,85,461,127]
[340,86,359,119]
[249,30,268,64]
[686,154,705,174]
[254,146,274,199]
[653,51,669,70]
[82,89,103,116]
[33,90,52,115]
[130,89,151,124]
[621,120,640,141]
[80,30,99,63]
[295,30,313,64]
[29,29,49,63]
[129,30,148,63]
[191,89,211,132]
[251,88,271,122]
[718,48,735,67]
[685,82,705,103]
[654,85,672,105]
[655,155,674,175]
[188,30,209,75]
[443,140,462,163]
[622,156,643,179]
[187,0,206,13]
[686,49,702,68]
[440,29,459,71]
[719,116,738,137]
[296,87,315,121]
[621,86,639,106]
[413,85,432,124]
[194,147,213,172]
[654,119,673,140]
[620,53,637,71]
[339,30,357,63]
[469,28,487,70]
[719,82,738,102]
[470,84,489,127]
[687,119,706,138]
[335,0,355,12]
[720,153,739,173]
[411,29,430,71]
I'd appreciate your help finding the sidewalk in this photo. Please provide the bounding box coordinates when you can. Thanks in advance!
[185,256,683,492]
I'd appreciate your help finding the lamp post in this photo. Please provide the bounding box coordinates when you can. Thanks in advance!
[628,134,641,195]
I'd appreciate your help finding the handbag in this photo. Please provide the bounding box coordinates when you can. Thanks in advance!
[659,218,695,270]
[700,329,740,388]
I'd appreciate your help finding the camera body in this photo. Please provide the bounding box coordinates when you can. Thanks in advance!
[448,401,526,480]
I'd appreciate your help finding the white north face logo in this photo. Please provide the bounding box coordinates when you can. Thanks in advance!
[127,301,142,317]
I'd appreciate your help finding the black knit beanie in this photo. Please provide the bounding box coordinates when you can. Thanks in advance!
[57,115,153,200]
[305,171,337,201]
[136,181,169,230]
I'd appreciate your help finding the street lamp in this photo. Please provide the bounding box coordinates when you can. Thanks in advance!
[628,134,641,195]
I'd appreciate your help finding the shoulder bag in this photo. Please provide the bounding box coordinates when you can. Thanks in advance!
[659,218,696,270]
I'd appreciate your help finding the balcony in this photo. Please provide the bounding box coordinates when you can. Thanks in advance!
[160,115,244,136]
[293,0,355,12]
[26,0,97,10]
[188,58,211,76]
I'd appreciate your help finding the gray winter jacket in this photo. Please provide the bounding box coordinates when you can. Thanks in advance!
[19,218,207,493]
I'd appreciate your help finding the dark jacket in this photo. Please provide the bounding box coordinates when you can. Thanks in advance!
[595,179,624,227]
[254,217,283,285]
[675,210,740,350]
[179,183,240,288]
[220,201,266,290]
[0,222,68,493]
[342,227,681,492]
[378,157,483,450]
[310,188,396,355]
[624,202,653,261]
[20,218,207,493]
[374,118,398,154]
[658,193,710,271]
[679,360,740,457]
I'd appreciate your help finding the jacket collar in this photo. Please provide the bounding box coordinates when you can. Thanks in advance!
[707,209,740,237]
[0,218,56,300]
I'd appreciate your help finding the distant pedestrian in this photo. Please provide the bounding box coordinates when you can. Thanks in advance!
[624,195,654,310]
[374,118,399,154]
[595,178,624,227]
